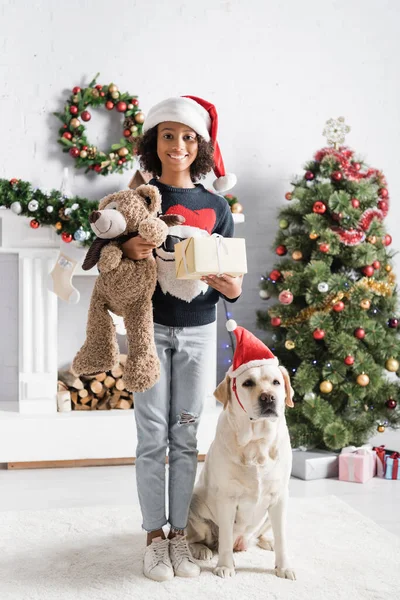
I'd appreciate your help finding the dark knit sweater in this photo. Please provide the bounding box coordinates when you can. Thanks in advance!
[150,179,239,327]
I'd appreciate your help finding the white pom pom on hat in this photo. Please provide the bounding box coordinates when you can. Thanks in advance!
[143,95,237,193]
[225,319,279,378]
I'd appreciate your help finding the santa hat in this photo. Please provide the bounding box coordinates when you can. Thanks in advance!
[143,96,237,193]
[226,319,279,378]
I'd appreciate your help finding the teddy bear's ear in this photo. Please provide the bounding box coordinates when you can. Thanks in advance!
[135,184,161,213]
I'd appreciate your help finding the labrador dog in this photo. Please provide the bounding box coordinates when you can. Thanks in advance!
[187,363,296,580]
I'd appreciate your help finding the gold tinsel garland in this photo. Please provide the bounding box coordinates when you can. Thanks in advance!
[276,275,395,327]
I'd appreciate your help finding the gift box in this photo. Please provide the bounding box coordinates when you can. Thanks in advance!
[175,234,247,280]
[373,445,388,478]
[291,449,339,480]
[339,445,377,483]
[384,452,400,480]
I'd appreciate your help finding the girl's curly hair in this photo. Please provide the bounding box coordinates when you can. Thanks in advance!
[136,126,214,182]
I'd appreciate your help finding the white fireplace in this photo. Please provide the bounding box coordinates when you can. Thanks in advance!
[0,210,244,463]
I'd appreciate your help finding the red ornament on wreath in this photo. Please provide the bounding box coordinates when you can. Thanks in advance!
[131,98,139,106]
[62,132,72,140]
[313,329,325,340]
[61,232,73,243]
[81,111,91,122]
[331,171,343,182]
[372,260,381,270]
[269,270,281,282]
[344,355,355,366]
[354,328,366,339]
[69,105,78,115]
[30,219,40,229]
[313,201,326,214]
[116,101,127,113]
[72,86,81,94]
[69,147,80,158]
[271,316,282,327]
[9,178,19,185]
[383,234,392,246]
[105,101,114,110]
[278,290,293,305]
[276,245,287,256]
[305,171,314,181]
[379,188,389,198]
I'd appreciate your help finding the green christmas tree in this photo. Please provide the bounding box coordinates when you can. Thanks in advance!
[257,118,400,451]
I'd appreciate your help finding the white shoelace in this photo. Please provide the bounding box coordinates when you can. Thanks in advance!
[171,535,193,563]
[149,538,170,568]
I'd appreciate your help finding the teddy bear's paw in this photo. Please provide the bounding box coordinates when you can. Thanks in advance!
[72,345,117,376]
[124,356,160,392]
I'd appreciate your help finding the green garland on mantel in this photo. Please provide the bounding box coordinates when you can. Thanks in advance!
[0,177,96,246]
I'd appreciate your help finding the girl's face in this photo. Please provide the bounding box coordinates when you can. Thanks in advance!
[157,121,198,176]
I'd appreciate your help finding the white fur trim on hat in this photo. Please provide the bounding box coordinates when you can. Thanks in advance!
[143,97,211,141]
[213,173,237,193]
[226,319,237,332]
[228,357,279,379]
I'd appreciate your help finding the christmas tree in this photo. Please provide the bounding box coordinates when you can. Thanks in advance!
[257,118,400,451]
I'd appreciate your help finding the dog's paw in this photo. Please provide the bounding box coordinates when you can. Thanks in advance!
[190,543,213,561]
[214,565,236,578]
[275,567,296,580]
[257,536,274,551]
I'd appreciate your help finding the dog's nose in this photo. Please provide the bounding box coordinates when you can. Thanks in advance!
[259,393,275,404]
[89,211,101,224]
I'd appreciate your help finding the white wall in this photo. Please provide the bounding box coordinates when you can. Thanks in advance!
[1,0,400,442]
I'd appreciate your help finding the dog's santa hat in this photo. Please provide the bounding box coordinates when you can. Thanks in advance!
[226,319,279,378]
[143,95,237,193]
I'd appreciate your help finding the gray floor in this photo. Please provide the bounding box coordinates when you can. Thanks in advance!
[0,464,399,537]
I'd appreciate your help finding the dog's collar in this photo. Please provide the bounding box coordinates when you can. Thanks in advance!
[232,378,247,413]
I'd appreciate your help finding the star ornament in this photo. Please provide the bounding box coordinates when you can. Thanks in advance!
[323,117,351,148]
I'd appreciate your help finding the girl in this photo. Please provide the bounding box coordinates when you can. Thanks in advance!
[122,96,242,582]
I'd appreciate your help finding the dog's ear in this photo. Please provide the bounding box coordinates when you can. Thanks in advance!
[214,373,231,408]
[279,365,294,407]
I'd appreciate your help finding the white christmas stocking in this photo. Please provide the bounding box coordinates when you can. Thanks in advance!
[48,241,84,304]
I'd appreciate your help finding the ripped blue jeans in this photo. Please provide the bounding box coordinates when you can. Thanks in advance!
[134,321,216,531]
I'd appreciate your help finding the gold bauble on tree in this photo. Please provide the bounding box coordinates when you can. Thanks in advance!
[385,265,392,272]
[309,232,319,240]
[70,118,80,129]
[385,357,399,372]
[231,202,243,214]
[80,150,88,158]
[108,84,118,93]
[285,340,295,350]
[55,222,62,231]
[360,299,371,310]
[320,380,333,394]
[118,147,129,157]
[111,91,120,100]
[377,424,386,433]
[292,250,303,261]
[134,112,145,124]
[356,373,370,387]
[367,235,377,244]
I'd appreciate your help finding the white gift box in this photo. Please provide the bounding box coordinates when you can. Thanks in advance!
[291,449,339,480]
[174,235,247,280]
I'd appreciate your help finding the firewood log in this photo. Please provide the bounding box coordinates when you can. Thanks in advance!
[104,376,116,389]
[111,364,123,378]
[58,371,84,390]
[90,380,104,395]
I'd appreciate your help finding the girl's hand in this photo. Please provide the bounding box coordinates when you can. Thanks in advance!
[121,235,157,260]
[201,274,243,299]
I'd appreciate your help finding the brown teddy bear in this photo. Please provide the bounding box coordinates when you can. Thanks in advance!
[72,184,181,393]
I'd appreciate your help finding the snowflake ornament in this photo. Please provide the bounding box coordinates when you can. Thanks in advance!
[323,117,351,148]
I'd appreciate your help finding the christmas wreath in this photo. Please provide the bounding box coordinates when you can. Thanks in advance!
[0,177,96,246]
[54,74,145,176]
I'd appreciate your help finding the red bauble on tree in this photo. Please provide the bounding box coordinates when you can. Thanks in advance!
[69,105,79,115]
[313,201,326,214]
[69,147,80,158]
[313,329,325,340]
[353,162,361,171]
[271,316,281,327]
[386,399,397,409]
[378,200,388,212]
[389,318,399,328]
[276,245,287,256]
[351,198,360,208]
[333,301,345,312]
[278,290,294,305]
[131,98,139,106]
[124,129,131,137]
[354,328,366,339]
[285,192,292,201]
[62,132,72,140]
[362,265,374,277]
[269,270,281,281]
[319,243,330,253]
[379,188,389,198]
[372,260,381,270]
[72,86,81,94]
[94,165,102,173]
[105,101,114,110]
[305,171,314,181]
[344,355,355,366]
[30,219,39,229]
[61,232,73,243]
[331,171,343,181]
[81,111,91,122]
[383,234,392,246]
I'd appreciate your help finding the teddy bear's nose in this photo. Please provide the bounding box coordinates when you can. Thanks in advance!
[89,211,101,224]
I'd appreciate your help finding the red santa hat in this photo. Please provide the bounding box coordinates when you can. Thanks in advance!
[226,319,279,378]
[143,95,237,193]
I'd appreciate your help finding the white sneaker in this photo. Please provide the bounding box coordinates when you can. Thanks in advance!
[169,535,201,578]
[143,537,174,582]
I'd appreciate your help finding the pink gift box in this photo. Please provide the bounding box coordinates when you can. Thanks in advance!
[339,445,377,483]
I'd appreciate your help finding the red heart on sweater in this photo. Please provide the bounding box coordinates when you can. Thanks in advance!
[165,204,216,234]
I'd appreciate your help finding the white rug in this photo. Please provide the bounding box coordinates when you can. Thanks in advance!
[0,496,398,600]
